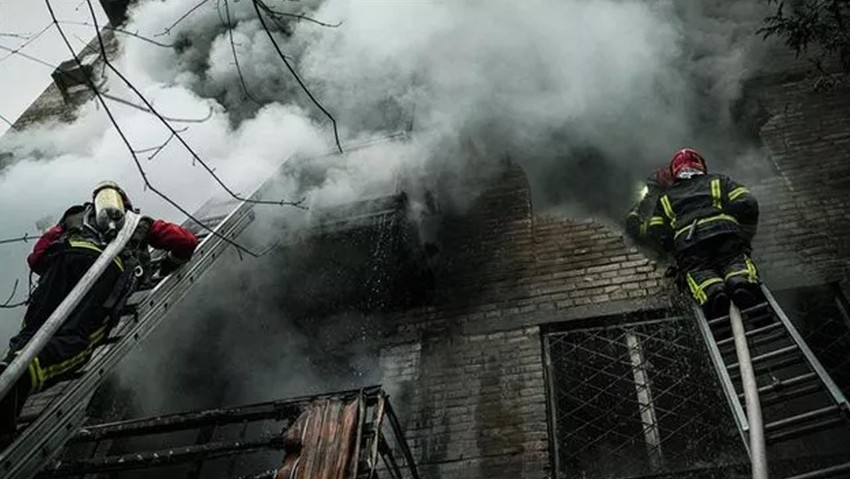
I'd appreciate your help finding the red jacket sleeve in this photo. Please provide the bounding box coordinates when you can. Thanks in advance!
[28,225,65,275]
[148,220,199,263]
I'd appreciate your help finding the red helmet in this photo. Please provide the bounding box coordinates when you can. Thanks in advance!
[669,148,707,178]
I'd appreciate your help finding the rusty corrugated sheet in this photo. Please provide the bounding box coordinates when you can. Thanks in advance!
[276,398,360,479]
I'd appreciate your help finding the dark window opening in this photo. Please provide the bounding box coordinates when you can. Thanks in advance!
[774,283,850,399]
[543,315,747,479]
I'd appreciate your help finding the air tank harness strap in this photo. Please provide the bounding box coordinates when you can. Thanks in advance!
[67,240,124,272]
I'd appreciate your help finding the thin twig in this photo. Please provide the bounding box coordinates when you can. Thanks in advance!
[256,3,342,28]
[133,127,189,157]
[0,45,211,126]
[224,0,261,104]
[0,32,31,39]
[81,0,306,207]
[0,233,41,246]
[59,20,176,48]
[46,0,271,258]
[0,279,28,309]
[2,280,18,305]
[0,22,53,66]
[156,0,213,37]
[253,0,343,153]
[0,111,17,130]
[0,42,56,69]
[101,92,214,123]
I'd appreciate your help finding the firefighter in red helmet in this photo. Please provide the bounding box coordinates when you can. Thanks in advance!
[647,149,763,320]
[0,181,198,440]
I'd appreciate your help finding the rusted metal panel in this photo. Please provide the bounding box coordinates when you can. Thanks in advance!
[276,398,360,479]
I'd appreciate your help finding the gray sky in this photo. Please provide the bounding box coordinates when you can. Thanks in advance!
[0,0,106,135]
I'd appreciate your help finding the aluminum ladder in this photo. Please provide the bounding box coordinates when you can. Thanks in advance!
[694,285,850,479]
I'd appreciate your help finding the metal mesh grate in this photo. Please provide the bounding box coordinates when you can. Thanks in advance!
[545,317,746,479]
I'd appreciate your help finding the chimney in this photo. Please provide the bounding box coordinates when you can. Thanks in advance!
[51,58,95,103]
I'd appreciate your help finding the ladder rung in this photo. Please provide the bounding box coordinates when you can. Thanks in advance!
[780,461,850,479]
[765,405,841,433]
[738,372,818,400]
[760,383,824,408]
[740,301,771,316]
[707,302,772,328]
[766,416,845,445]
[729,354,803,382]
[717,322,784,347]
[727,345,799,371]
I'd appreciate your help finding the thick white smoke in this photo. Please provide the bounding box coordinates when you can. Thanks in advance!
[0,0,773,413]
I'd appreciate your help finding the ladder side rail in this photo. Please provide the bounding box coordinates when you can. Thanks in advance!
[761,285,850,413]
[0,213,142,401]
[0,207,254,478]
[692,304,751,454]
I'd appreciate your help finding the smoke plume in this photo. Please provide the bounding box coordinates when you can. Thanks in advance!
[0,0,774,419]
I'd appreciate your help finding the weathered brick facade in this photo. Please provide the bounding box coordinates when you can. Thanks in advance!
[372,69,850,479]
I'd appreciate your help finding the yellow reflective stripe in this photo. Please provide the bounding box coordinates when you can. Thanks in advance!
[649,216,666,226]
[34,357,45,391]
[68,240,124,272]
[711,179,722,209]
[725,257,759,283]
[41,348,92,381]
[729,187,750,201]
[27,361,39,392]
[745,256,759,282]
[89,325,109,345]
[686,274,706,304]
[674,214,739,239]
[660,195,676,228]
[628,211,640,218]
[686,274,724,305]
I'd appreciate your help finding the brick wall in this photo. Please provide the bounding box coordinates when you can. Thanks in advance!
[378,166,670,478]
[750,76,850,287]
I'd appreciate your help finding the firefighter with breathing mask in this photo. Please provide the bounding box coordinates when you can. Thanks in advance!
[0,181,198,439]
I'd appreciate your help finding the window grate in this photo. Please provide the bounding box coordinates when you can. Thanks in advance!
[544,316,746,479]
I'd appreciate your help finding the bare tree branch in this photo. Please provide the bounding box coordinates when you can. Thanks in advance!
[0,32,32,40]
[0,233,42,246]
[224,0,261,104]
[59,20,177,48]
[156,0,213,37]
[0,111,17,130]
[45,0,280,258]
[0,279,29,309]
[0,22,53,66]
[0,42,56,69]
[133,127,190,160]
[101,92,215,123]
[80,0,307,208]
[252,0,343,153]
[255,2,342,28]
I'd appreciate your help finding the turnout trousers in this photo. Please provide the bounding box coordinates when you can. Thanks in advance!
[676,234,765,319]
[0,248,122,436]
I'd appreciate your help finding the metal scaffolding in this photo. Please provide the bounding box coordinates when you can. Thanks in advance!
[40,386,418,479]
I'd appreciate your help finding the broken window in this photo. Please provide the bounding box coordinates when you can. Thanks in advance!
[543,314,746,479]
